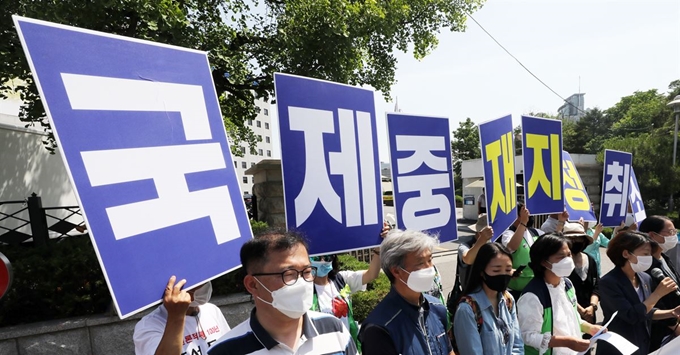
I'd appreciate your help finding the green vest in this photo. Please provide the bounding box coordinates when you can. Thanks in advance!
[523,278,580,355]
[508,232,537,292]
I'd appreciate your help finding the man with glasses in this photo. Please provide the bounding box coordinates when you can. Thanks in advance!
[209,229,357,355]
[639,215,680,351]
[359,229,453,355]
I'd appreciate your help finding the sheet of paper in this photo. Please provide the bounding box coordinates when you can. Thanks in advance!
[577,311,619,355]
[597,332,639,355]
[648,334,680,355]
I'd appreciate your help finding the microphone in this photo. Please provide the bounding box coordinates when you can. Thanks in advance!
[650,268,680,298]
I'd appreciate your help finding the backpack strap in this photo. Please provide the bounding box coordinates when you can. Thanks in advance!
[458,296,483,332]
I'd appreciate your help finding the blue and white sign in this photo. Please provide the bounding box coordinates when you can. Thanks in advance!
[562,151,596,222]
[274,73,383,254]
[521,116,563,215]
[479,115,517,240]
[600,149,633,227]
[386,113,457,241]
[629,167,646,224]
[14,17,252,318]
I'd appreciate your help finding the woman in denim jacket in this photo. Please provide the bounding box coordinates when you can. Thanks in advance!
[453,242,524,355]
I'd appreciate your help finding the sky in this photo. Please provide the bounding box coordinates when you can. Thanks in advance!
[270,0,680,162]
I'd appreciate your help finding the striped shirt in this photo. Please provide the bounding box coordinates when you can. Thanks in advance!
[208,309,357,355]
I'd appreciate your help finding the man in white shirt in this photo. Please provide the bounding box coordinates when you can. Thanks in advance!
[134,278,230,355]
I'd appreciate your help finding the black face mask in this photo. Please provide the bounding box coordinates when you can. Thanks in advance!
[483,272,512,292]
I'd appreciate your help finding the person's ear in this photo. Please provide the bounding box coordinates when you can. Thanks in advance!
[243,275,258,295]
[390,266,401,281]
[622,250,631,259]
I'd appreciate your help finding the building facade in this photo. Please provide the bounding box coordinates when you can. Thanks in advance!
[232,99,273,196]
[558,93,586,122]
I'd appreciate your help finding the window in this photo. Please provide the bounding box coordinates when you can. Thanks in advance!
[263,108,269,116]
[234,161,237,169]
[248,119,253,126]
[242,176,248,183]
[267,150,271,157]
[241,162,247,168]
[258,135,262,142]
[266,136,270,143]
[244,191,249,195]
[251,162,255,167]
[240,147,246,154]
[258,149,263,156]
[251,177,255,183]
[256,120,261,128]
[265,122,270,129]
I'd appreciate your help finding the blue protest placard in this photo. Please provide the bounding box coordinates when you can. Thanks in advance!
[629,167,646,224]
[14,17,252,318]
[521,116,563,215]
[562,151,597,222]
[479,115,517,239]
[600,149,633,227]
[274,73,383,254]
[386,113,457,241]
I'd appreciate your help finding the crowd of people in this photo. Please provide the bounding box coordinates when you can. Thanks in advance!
[132,208,680,355]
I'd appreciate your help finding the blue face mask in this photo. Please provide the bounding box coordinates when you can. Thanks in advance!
[312,261,333,277]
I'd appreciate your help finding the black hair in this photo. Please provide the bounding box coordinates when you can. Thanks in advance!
[607,230,658,268]
[463,242,513,295]
[638,215,672,235]
[529,233,569,279]
[240,228,309,274]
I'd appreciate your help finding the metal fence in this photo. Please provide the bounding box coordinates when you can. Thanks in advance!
[0,193,85,246]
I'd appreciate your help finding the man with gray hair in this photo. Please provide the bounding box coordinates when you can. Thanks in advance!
[358,229,453,355]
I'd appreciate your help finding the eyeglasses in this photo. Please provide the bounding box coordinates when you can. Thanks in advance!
[660,229,678,236]
[252,266,317,286]
[310,255,334,262]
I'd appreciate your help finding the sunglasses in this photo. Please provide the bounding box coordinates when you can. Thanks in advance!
[310,255,334,262]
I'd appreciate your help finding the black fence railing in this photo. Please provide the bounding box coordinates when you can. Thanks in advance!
[0,193,85,246]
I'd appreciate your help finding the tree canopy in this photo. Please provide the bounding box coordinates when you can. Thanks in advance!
[1,0,484,153]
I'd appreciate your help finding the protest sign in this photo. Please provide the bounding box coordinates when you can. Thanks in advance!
[521,115,563,214]
[275,73,383,254]
[629,167,646,225]
[479,115,517,239]
[386,113,457,241]
[15,17,252,317]
[562,151,597,222]
[600,150,633,227]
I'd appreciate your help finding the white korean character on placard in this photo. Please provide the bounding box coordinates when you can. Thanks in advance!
[62,74,240,245]
[396,135,451,231]
[603,161,630,218]
[288,107,378,227]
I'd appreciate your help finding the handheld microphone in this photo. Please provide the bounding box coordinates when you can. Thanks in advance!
[650,268,680,298]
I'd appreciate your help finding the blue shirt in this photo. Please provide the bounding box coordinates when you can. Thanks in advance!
[583,229,610,276]
[453,288,523,355]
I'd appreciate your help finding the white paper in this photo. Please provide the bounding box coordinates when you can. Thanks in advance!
[648,334,680,355]
[597,332,639,355]
[577,312,627,355]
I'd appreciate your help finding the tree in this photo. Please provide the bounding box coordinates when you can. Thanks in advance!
[451,117,481,194]
[1,0,485,153]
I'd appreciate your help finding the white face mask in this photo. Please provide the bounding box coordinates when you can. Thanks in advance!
[548,257,575,277]
[660,234,678,253]
[255,277,313,319]
[399,266,436,293]
[189,282,212,307]
[630,254,653,273]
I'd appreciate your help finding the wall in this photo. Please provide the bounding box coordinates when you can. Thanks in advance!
[0,118,80,236]
[0,293,253,355]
